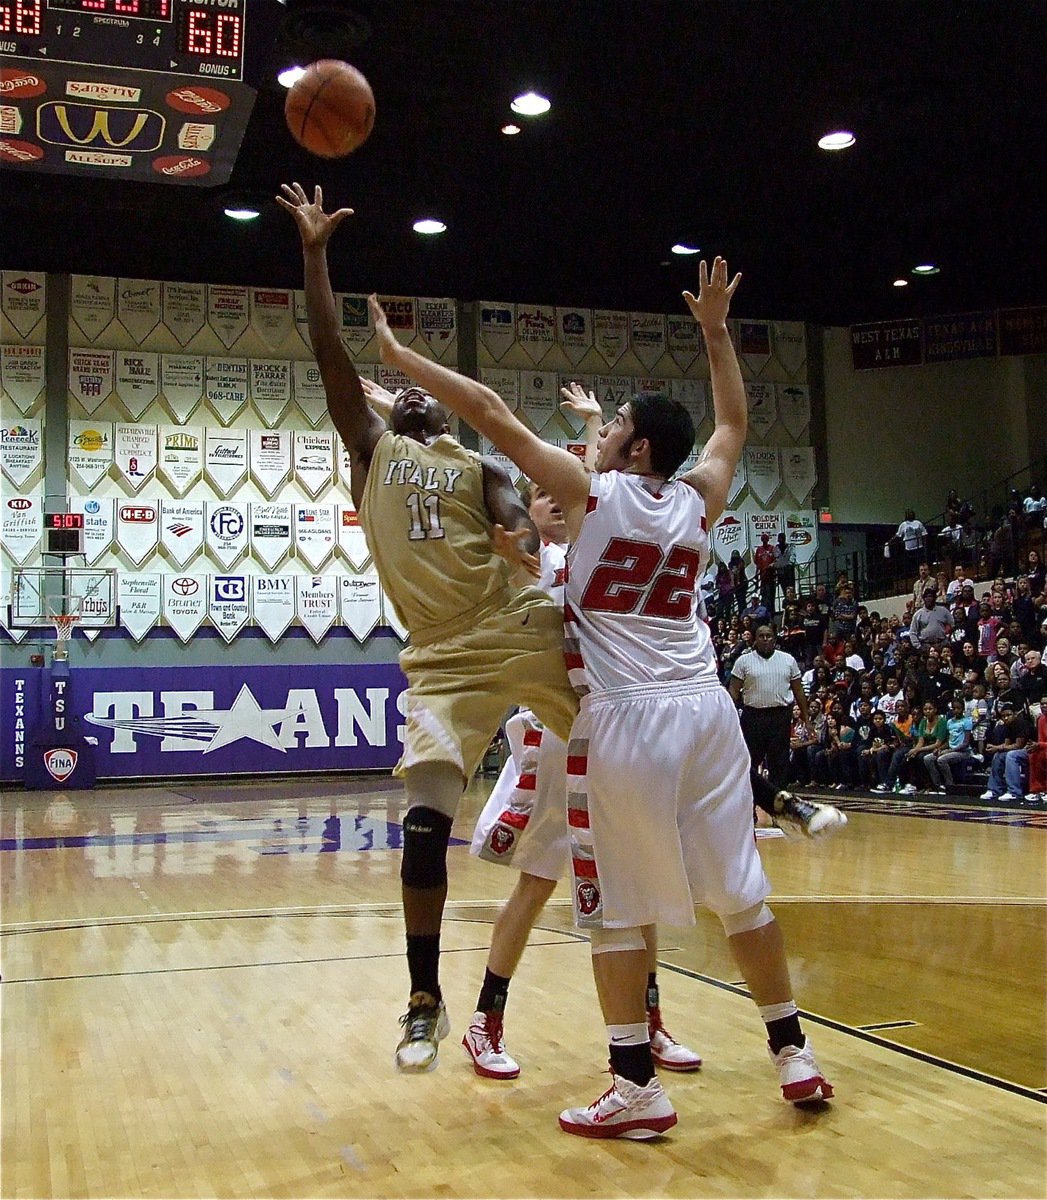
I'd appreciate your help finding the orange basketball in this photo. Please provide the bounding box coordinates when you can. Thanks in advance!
[284,60,375,159]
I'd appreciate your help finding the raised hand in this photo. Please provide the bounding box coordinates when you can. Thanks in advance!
[560,381,602,424]
[682,256,741,329]
[491,523,541,580]
[367,293,400,363]
[275,182,353,248]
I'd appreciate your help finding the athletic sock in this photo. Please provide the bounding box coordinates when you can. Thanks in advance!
[476,968,511,1014]
[405,933,441,1003]
[607,1022,655,1086]
[759,1000,804,1053]
[645,973,659,1012]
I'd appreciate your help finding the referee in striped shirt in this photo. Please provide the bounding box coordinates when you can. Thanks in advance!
[729,624,810,798]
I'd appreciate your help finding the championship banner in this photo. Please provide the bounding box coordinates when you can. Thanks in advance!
[746,510,784,551]
[68,348,115,414]
[851,319,923,370]
[478,302,516,362]
[294,505,337,571]
[71,496,115,564]
[162,281,207,347]
[518,371,560,432]
[667,313,702,372]
[595,375,632,412]
[208,575,249,643]
[783,510,819,565]
[339,294,374,355]
[249,288,294,350]
[205,357,248,425]
[204,428,248,496]
[2,271,46,337]
[159,499,204,567]
[670,378,707,430]
[250,359,293,428]
[743,446,782,505]
[1,493,42,564]
[296,574,338,643]
[159,353,204,422]
[115,351,159,420]
[727,456,747,505]
[292,360,327,427]
[115,500,159,566]
[556,307,593,366]
[116,278,161,343]
[999,305,1047,357]
[162,573,207,642]
[381,583,409,641]
[114,423,157,493]
[479,368,520,410]
[205,502,249,569]
[745,382,778,439]
[711,510,748,563]
[0,569,31,643]
[294,431,335,498]
[515,304,557,364]
[68,421,113,491]
[773,321,807,376]
[249,428,292,498]
[377,296,418,340]
[249,502,293,571]
[337,502,371,570]
[782,446,817,504]
[69,274,115,342]
[117,572,162,642]
[738,321,772,375]
[158,426,203,496]
[1,344,45,414]
[924,311,998,364]
[252,575,296,643]
[339,571,381,642]
[0,418,43,489]
[777,384,811,439]
[593,310,629,369]
[629,312,667,371]
[418,298,457,361]
[207,285,249,349]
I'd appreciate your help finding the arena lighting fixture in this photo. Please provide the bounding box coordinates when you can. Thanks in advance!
[818,130,856,151]
[413,219,447,235]
[893,278,909,287]
[672,243,701,256]
[501,123,522,136]
[510,91,551,116]
[278,65,307,88]
[912,264,941,275]
[224,206,261,221]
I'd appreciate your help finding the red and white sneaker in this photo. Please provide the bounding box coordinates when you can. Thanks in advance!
[462,1010,520,1079]
[769,1039,834,1104]
[647,1007,702,1072]
[559,1072,678,1139]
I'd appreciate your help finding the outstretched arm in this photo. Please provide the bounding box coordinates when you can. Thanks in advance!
[560,381,603,472]
[360,376,397,424]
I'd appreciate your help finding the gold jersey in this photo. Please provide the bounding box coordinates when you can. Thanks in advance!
[359,430,514,645]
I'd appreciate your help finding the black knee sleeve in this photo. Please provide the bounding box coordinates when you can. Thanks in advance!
[401,807,453,889]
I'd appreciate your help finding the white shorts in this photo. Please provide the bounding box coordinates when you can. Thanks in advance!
[567,678,770,930]
[470,709,569,882]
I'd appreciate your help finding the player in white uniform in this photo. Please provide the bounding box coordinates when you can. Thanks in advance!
[366,259,833,1139]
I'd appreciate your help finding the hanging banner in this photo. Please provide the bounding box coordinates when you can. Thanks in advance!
[115,350,159,420]
[667,313,702,372]
[1,493,42,564]
[159,499,204,567]
[337,502,371,570]
[630,312,667,371]
[159,353,204,422]
[777,384,811,439]
[68,348,115,414]
[0,418,43,489]
[711,510,748,563]
[293,289,311,349]
[209,574,250,643]
[162,281,207,346]
[295,431,335,498]
[249,502,293,570]
[205,357,248,425]
[782,446,817,504]
[727,455,747,505]
[515,304,556,364]
[851,319,923,370]
[478,302,516,362]
[339,571,381,642]
[294,504,337,570]
[338,293,374,356]
[593,310,629,369]
[205,502,249,569]
[204,428,248,496]
[157,426,203,496]
[1,344,45,414]
[375,364,413,394]
[249,428,292,498]
[518,371,560,432]
[556,307,593,366]
[998,306,1047,356]
[249,288,294,349]
[252,575,296,643]
[116,278,161,343]
[114,423,157,493]
[115,500,159,566]
[2,271,46,337]
[0,569,31,642]
[743,446,782,505]
[381,584,409,641]
[418,298,457,361]
[738,321,772,375]
[68,421,113,491]
[207,285,249,349]
[783,510,819,565]
[296,574,338,643]
[747,510,784,550]
[480,435,519,482]
[163,573,207,642]
[479,368,520,411]
[377,295,417,340]
[335,434,353,490]
[924,311,998,364]
[117,572,162,642]
[250,359,293,427]
[773,321,807,376]
[71,495,115,564]
[670,379,707,430]
[594,375,632,412]
[745,382,778,439]
[69,275,115,342]
[557,373,598,434]
[292,359,327,427]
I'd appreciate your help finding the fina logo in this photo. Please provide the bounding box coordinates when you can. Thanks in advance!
[43,747,78,783]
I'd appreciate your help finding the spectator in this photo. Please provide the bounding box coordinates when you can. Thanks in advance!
[728,549,748,609]
[714,562,736,619]
[1026,706,1047,805]
[802,600,828,668]
[1013,576,1038,642]
[945,564,974,602]
[781,604,807,665]
[895,508,928,568]
[981,703,1034,802]
[940,511,964,563]
[906,700,949,792]
[753,533,778,615]
[1015,649,1046,713]
[774,532,796,598]
[877,676,904,719]
[831,583,858,641]
[875,700,917,794]
[909,588,953,649]
[987,514,1016,578]
[1023,549,1044,598]
[976,602,1002,659]
[1024,485,1047,519]
[851,702,879,788]
[924,695,974,793]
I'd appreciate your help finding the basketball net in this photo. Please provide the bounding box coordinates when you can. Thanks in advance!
[52,613,80,662]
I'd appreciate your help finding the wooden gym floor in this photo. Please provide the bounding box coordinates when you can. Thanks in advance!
[1,775,1044,1199]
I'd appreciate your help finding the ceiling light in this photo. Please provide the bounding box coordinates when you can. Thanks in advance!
[893,279,908,288]
[413,219,447,235]
[224,206,261,221]
[671,243,700,256]
[818,130,856,151]
[501,123,521,136]
[277,65,307,89]
[912,264,940,275]
[510,91,551,116]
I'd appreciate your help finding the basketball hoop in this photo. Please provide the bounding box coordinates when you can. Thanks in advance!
[52,613,80,661]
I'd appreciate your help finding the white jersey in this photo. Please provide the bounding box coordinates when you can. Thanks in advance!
[564,472,717,694]
[537,540,567,608]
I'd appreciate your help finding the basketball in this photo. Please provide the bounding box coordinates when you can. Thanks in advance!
[284,60,376,159]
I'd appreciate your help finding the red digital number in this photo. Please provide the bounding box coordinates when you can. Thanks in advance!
[0,0,43,33]
[186,9,240,57]
[580,538,700,620]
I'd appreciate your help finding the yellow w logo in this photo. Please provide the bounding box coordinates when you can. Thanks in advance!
[40,103,162,151]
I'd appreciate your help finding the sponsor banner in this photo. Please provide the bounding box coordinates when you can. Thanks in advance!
[339,293,373,355]
[479,368,520,410]
[418,297,457,361]
[745,382,778,439]
[71,495,115,564]
[335,433,353,490]
[293,290,311,348]
[377,295,417,337]
[515,304,556,364]
[518,371,559,431]
[727,456,747,505]
[738,321,772,375]
[776,384,811,439]
[292,359,327,427]
[116,500,159,566]
[381,583,409,641]
[997,306,1047,357]
[670,378,707,430]
[69,274,115,341]
[252,575,296,642]
[667,313,702,372]
[478,302,516,362]
[159,353,204,422]
[295,430,335,498]
[157,425,203,496]
[294,504,337,571]
[204,427,248,496]
[1,493,42,564]
[205,501,248,569]
[593,310,629,369]
[479,436,519,483]
[711,510,748,563]
[782,446,817,504]
[1,569,31,643]
[746,510,784,551]
[114,422,157,493]
[0,417,43,488]
[68,348,115,413]
[205,356,248,425]
[251,358,293,427]
[162,281,207,346]
[249,288,294,349]
[160,499,204,567]
[67,570,114,629]
[924,310,998,363]
[744,446,782,506]
[629,312,667,371]
[556,307,593,366]
[208,574,249,643]
[339,571,381,642]
[115,350,159,419]
[296,574,338,642]
[207,284,249,349]
[117,571,162,642]
[594,375,632,412]
[337,502,371,570]
[783,510,818,565]
[249,428,292,498]
[249,501,293,571]
[2,271,46,337]
[557,373,598,433]
[162,573,207,642]
[1,343,45,413]
[375,365,413,395]
[851,318,923,370]
[773,321,807,375]
[116,278,161,343]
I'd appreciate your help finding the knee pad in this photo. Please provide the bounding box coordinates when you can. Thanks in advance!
[401,806,453,889]
[720,901,774,936]
[589,925,647,956]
